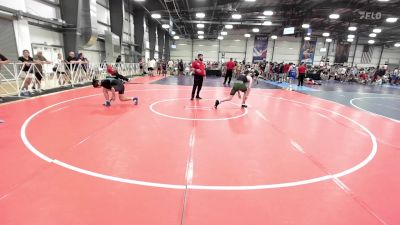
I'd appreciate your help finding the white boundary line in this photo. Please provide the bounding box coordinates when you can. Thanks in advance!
[20,90,378,190]
[350,96,400,123]
[150,98,248,121]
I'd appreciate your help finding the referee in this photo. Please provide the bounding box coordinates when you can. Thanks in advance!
[191,54,206,100]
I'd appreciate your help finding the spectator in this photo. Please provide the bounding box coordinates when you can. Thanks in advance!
[148,58,156,76]
[168,59,174,75]
[178,59,184,76]
[55,53,68,86]
[116,55,122,63]
[18,50,34,96]
[33,51,51,92]
[0,52,10,102]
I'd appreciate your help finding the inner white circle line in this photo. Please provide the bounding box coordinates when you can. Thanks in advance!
[350,96,400,123]
[20,90,378,191]
[150,98,248,121]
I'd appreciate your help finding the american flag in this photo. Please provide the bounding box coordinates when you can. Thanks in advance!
[361,45,374,63]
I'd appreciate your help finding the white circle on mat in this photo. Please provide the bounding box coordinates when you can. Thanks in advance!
[350,96,400,123]
[150,98,248,121]
[20,90,378,190]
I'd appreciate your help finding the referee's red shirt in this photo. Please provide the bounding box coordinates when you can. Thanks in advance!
[192,60,206,76]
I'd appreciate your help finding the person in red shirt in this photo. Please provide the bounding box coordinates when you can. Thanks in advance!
[191,54,206,100]
[224,58,236,85]
[297,63,307,86]
[106,64,129,82]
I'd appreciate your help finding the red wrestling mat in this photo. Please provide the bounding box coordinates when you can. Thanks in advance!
[0,81,399,225]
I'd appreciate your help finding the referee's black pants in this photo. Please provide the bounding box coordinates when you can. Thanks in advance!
[224,69,233,85]
[191,75,204,99]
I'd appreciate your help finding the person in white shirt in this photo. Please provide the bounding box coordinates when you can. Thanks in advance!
[168,60,174,75]
[148,58,156,76]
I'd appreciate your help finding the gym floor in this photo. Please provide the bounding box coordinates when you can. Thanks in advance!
[0,75,399,225]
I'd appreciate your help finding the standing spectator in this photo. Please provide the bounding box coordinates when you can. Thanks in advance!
[139,58,144,75]
[33,51,51,92]
[178,59,184,76]
[168,59,174,75]
[235,62,242,77]
[224,58,235,85]
[297,62,307,86]
[191,54,206,100]
[116,55,122,63]
[157,60,162,76]
[66,52,79,83]
[148,58,156,76]
[18,50,35,96]
[162,60,167,77]
[55,53,68,86]
[0,52,10,102]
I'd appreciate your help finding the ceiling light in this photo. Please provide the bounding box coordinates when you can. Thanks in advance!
[252,28,259,32]
[386,17,398,23]
[329,14,340,19]
[271,35,277,39]
[302,24,310,29]
[263,10,274,16]
[225,24,233,29]
[394,43,400,47]
[245,0,256,1]
[196,13,205,18]
[348,26,357,31]
[307,32,311,36]
[326,38,333,42]
[171,31,176,35]
[198,31,204,35]
[258,16,266,19]
[347,38,354,42]
[198,35,204,39]
[263,21,272,26]
[348,34,355,39]
[151,13,161,19]
[197,24,205,28]
[162,24,170,29]
[368,40,375,44]
[218,36,224,40]
[322,32,330,37]
[244,33,251,38]
[304,37,311,40]
[232,14,242,19]
[234,39,241,42]
[134,0,145,1]
[173,36,180,40]
[378,0,390,1]
[221,31,228,36]
[369,33,377,37]
[373,28,382,33]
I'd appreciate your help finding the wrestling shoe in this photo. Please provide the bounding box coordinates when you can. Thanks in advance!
[133,97,139,105]
[214,100,220,109]
[103,100,111,107]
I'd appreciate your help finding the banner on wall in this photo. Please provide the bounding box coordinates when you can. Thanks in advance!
[334,41,351,64]
[253,35,269,62]
[300,40,316,65]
